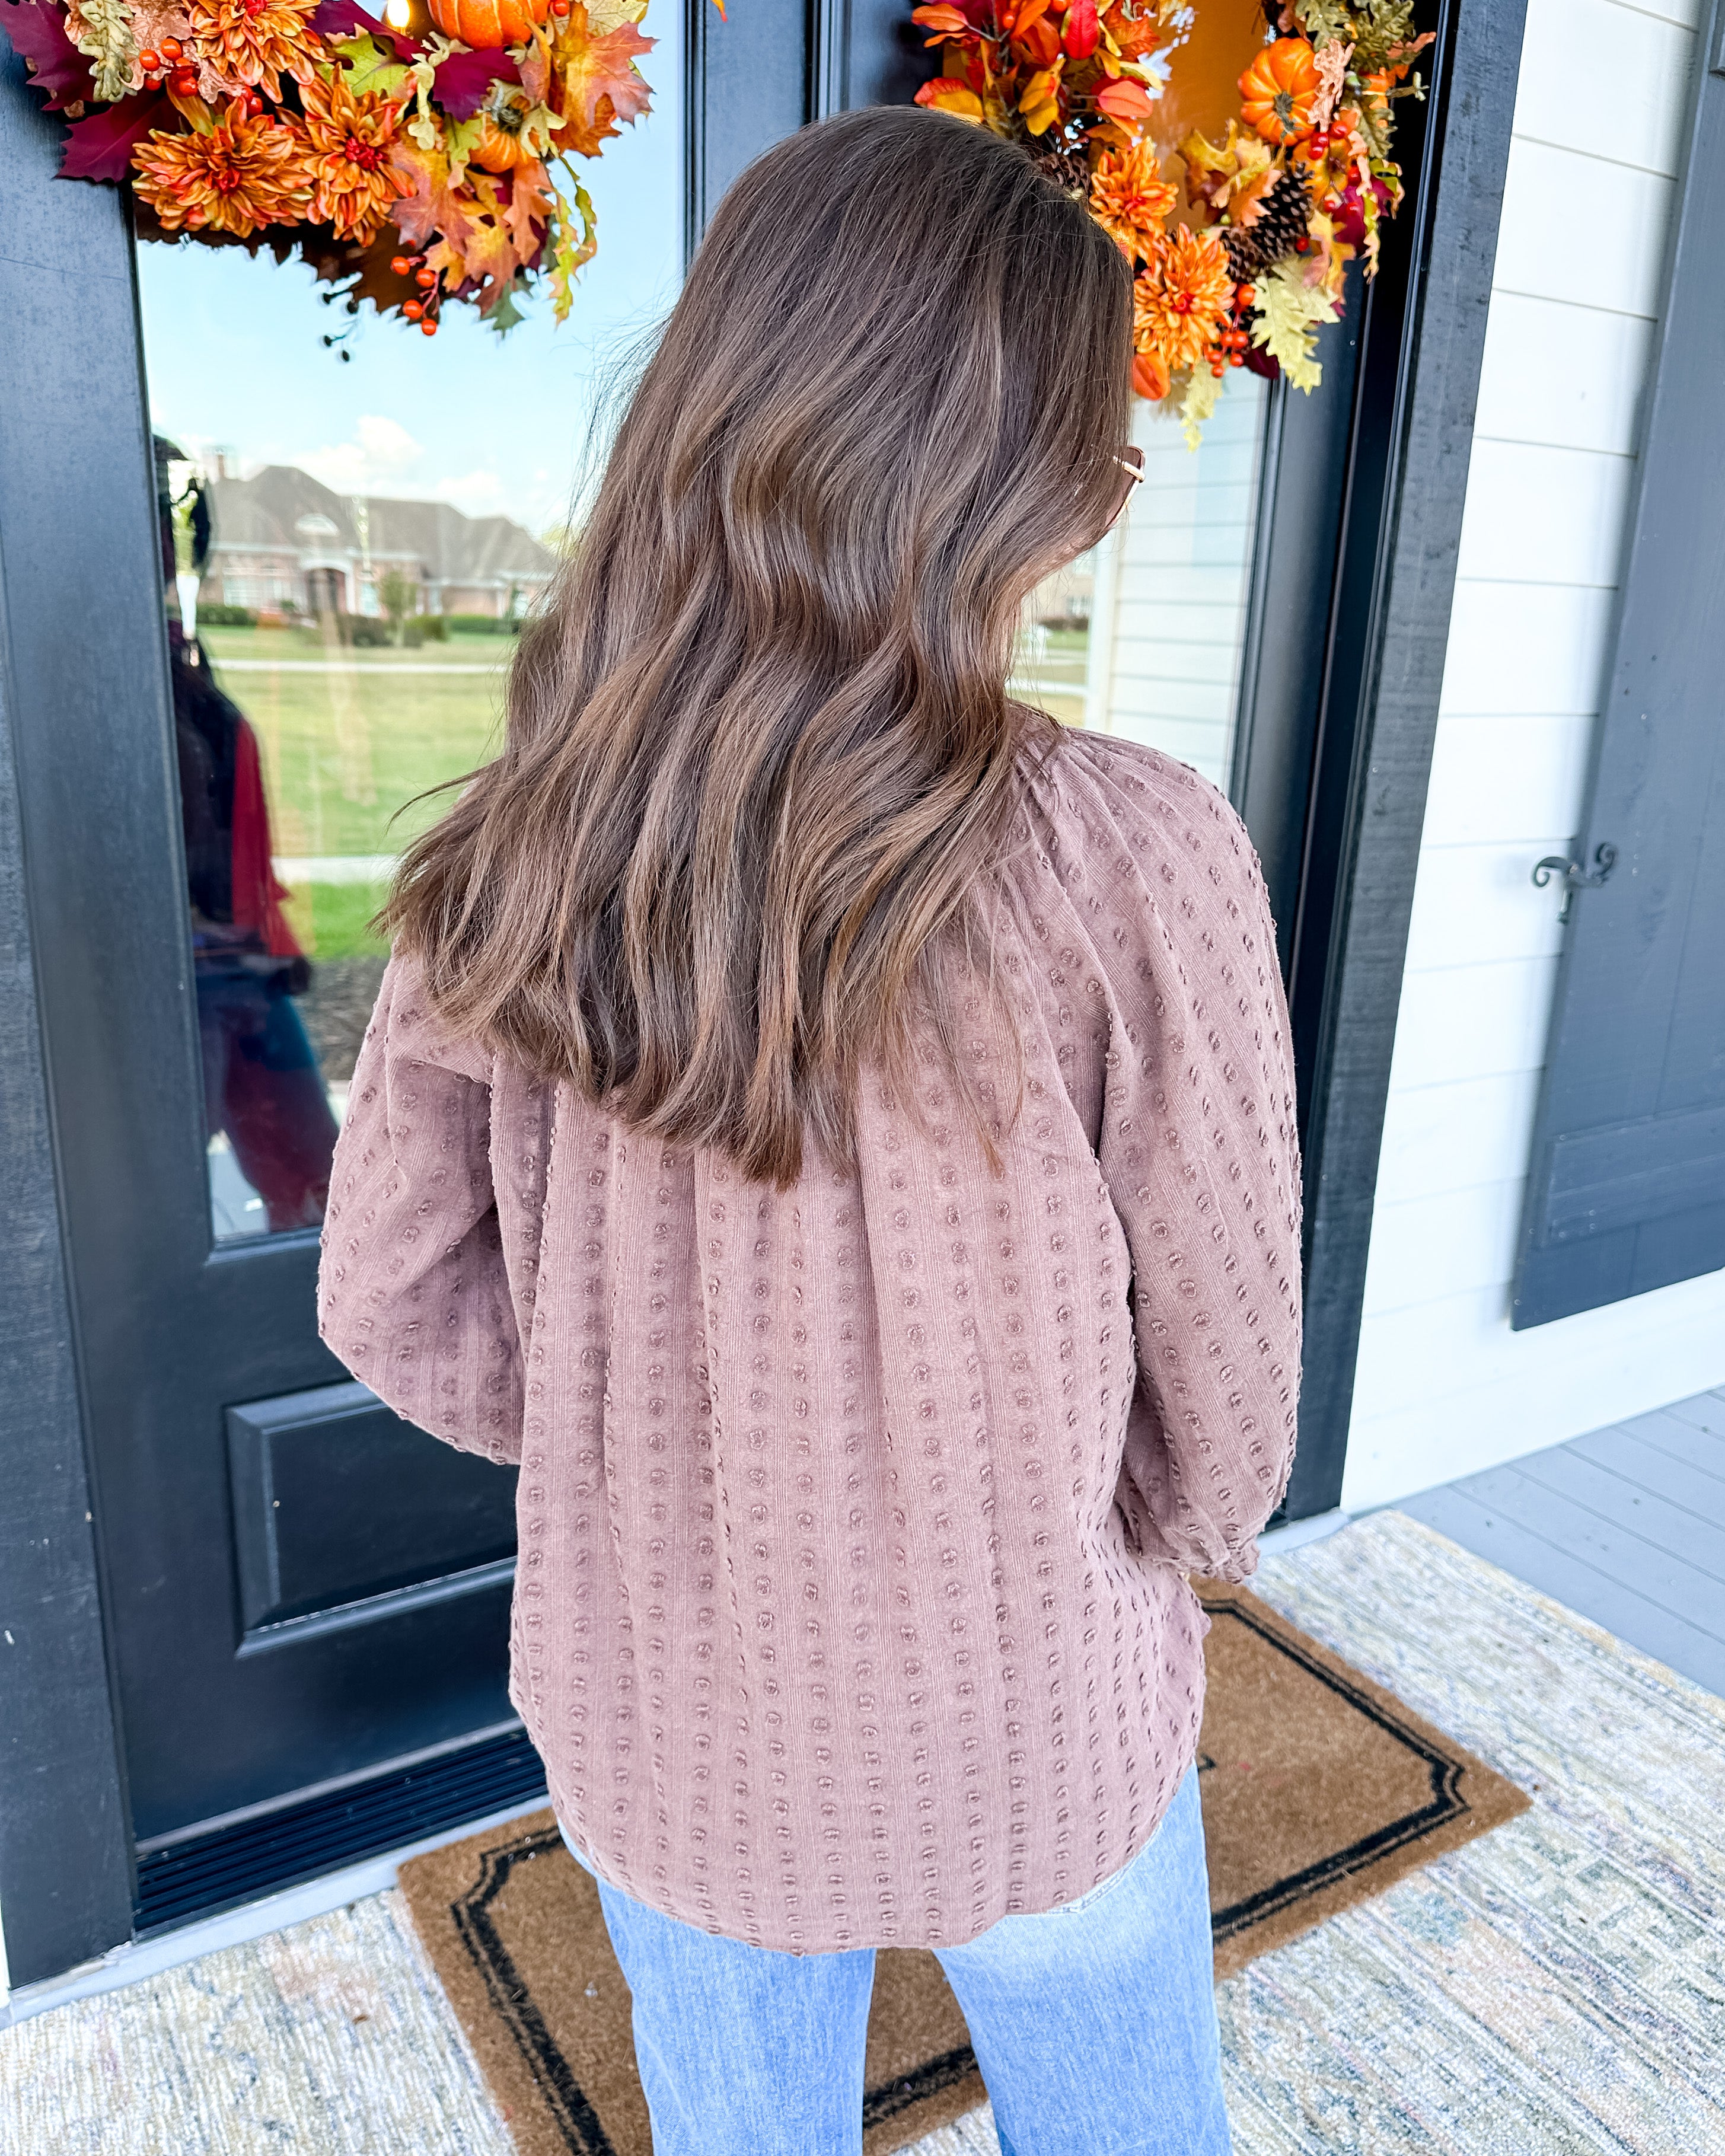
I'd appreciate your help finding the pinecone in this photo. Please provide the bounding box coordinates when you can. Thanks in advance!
[1223,168,1312,280]
[1032,141,1092,202]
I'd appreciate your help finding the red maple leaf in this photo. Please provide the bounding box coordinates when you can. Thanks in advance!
[61,92,174,182]
[431,210,518,311]
[501,157,552,261]
[432,44,521,120]
[308,0,420,59]
[1,0,96,111]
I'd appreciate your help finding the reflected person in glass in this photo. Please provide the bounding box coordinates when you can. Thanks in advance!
[158,438,337,1233]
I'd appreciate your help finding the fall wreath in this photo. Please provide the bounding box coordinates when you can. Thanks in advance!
[0,0,661,333]
[914,0,1431,439]
[1,0,1426,385]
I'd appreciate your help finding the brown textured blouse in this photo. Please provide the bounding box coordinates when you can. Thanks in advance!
[317,729,1302,1953]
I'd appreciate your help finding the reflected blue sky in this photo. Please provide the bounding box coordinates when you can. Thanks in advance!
[136,3,684,539]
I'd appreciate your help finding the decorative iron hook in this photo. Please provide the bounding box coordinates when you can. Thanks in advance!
[1532,841,1618,925]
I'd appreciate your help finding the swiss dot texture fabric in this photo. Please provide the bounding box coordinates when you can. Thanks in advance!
[318,731,1302,1953]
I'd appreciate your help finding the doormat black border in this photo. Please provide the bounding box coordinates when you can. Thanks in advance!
[133,1727,547,1934]
[1197,1589,1471,1941]
[449,1826,981,2156]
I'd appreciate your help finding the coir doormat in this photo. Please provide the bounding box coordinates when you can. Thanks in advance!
[400,1578,1528,2156]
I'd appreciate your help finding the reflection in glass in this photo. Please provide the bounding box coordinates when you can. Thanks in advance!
[136,17,684,1240]
[1016,374,1269,791]
[160,442,340,1235]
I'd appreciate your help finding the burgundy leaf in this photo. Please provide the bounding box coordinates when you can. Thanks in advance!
[60,91,172,181]
[0,0,95,111]
[308,0,421,59]
[432,43,519,119]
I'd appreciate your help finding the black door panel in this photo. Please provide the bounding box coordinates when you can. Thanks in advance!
[227,1383,519,1634]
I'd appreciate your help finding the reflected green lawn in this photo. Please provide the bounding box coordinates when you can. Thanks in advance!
[280,880,393,961]
[202,624,510,860]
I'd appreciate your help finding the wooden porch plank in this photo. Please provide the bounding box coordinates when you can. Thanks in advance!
[1662,1389,1725,1439]
[1438,1465,1725,1635]
[1566,1423,1725,1524]
[1398,1481,1725,1696]
[1607,1407,1725,1486]
[1513,1445,1725,1584]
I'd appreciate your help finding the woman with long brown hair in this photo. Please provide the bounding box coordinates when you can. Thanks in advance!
[320,105,1299,2155]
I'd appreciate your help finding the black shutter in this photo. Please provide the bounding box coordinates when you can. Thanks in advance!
[1513,14,1725,1328]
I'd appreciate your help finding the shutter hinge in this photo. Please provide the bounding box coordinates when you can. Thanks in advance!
[1532,841,1619,925]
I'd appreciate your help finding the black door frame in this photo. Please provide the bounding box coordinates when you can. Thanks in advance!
[0,0,1523,1988]
[1268,0,1529,1513]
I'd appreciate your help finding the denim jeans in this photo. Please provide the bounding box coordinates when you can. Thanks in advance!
[560,1766,1231,2156]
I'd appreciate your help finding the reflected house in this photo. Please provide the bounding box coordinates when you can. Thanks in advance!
[202,464,559,619]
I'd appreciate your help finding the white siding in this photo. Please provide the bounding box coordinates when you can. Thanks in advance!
[1342,0,1725,1511]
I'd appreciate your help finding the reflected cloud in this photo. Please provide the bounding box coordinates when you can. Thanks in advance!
[433,469,511,518]
[296,414,426,496]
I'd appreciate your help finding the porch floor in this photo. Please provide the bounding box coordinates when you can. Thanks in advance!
[7,1507,1723,2153]
[1401,1384,1725,1699]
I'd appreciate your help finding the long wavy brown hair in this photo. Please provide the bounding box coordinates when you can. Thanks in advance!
[386,106,1133,1185]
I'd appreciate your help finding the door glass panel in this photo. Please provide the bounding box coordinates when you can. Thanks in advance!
[1018,374,1270,792]
[138,27,684,1242]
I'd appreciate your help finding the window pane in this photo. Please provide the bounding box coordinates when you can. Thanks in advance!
[1018,374,1270,792]
[138,26,683,1242]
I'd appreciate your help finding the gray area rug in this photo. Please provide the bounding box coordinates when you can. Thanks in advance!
[5,1510,1720,2154]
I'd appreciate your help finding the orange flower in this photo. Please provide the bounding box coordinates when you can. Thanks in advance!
[1088,141,1176,264]
[132,103,311,235]
[299,69,409,244]
[1132,224,1233,377]
[187,0,318,95]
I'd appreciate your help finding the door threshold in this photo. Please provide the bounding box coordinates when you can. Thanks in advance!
[1,1788,550,2033]
[133,1722,548,1932]
[1257,1507,1349,1558]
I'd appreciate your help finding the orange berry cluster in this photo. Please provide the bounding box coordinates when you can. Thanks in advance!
[390,251,442,335]
[1209,281,1258,378]
[138,35,202,99]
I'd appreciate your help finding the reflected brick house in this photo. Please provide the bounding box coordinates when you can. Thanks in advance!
[203,464,559,619]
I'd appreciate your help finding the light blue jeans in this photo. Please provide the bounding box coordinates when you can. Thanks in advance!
[560,1766,1231,2156]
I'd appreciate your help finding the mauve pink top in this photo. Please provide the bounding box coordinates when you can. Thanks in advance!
[318,730,1302,1952]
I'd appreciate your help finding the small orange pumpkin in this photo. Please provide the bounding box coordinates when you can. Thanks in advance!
[468,91,536,169]
[1239,36,1320,146]
[426,0,548,50]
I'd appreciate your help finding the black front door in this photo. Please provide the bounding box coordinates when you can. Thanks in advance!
[1,24,691,1928]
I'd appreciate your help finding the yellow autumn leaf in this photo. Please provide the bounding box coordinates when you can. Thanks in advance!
[1180,120,1271,220]
[1179,365,1223,449]
[917,76,984,121]
[1248,260,1338,393]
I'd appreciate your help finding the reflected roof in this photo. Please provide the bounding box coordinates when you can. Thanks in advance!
[207,465,558,583]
